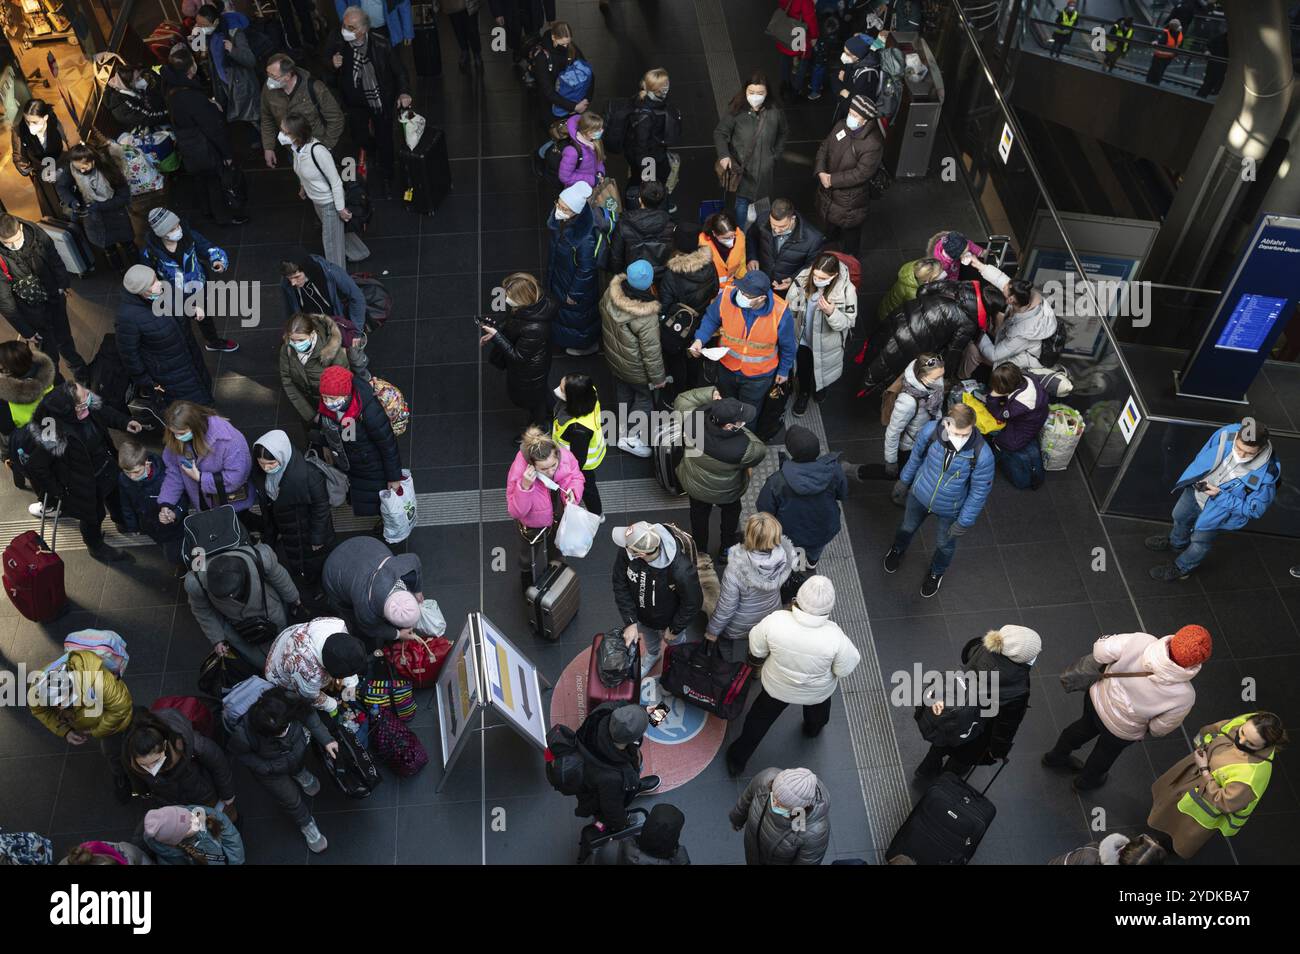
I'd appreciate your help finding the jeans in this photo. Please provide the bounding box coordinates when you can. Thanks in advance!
[733,195,755,231]
[689,496,741,557]
[638,621,691,677]
[615,378,653,445]
[1168,486,1218,574]
[994,442,1045,490]
[1048,690,1133,786]
[256,762,313,828]
[727,687,833,769]
[893,492,960,576]
[715,366,773,415]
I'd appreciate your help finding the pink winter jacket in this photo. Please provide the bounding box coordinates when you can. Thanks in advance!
[929,233,987,282]
[557,114,605,189]
[506,448,586,529]
[1087,633,1199,741]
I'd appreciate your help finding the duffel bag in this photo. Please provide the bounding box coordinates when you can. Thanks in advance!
[660,639,751,720]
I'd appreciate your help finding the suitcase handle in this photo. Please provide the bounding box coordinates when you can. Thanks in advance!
[962,756,1008,797]
[38,495,61,553]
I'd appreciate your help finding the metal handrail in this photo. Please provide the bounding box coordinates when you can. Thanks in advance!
[1025,16,1229,64]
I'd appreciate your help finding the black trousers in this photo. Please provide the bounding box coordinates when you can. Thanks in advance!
[582,470,602,516]
[1147,56,1173,85]
[689,497,740,556]
[12,295,86,376]
[448,9,482,54]
[79,486,124,549]
[795,344,827,400]
[728,687,833,768]
[345,106,397,184]
[1048,690,1134,785]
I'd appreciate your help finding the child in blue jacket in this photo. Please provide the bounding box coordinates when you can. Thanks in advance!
[117,438,186,566]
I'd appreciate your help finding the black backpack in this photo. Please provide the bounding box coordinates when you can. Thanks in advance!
[86,334,134,415]
[603,97,634,154]
[544,723,588,795]
[596,631,634,688]
[1037,323,1068,367]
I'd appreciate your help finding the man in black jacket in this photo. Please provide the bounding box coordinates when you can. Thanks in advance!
[162,49,248,226]
[0,215,85,380]
[609,181,674,278]
[574,702,660,843]
[115,264,215,406]
[324,6,413,195]
[612,521,704,677]
[745,198,824,297]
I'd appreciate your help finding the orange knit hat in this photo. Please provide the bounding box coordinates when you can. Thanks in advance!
[1169,624,1213,668]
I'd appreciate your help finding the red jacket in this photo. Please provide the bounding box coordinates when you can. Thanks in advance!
[776,0,819,59]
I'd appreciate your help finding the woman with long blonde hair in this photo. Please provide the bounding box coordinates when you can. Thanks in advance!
[625,68,682,210]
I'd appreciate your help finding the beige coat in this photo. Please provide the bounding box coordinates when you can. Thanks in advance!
[601,275,666,388]
[1148,717,1276,859]
[1087,633,1198,741]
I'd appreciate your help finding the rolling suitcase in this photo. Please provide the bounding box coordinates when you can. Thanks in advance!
[399,124,452,215]
[39,217,93,276]
[650,393,686,495]
[886,760,1005,864]
[3,498,67,622]
[522,527,580,640]
[586,632,640,712]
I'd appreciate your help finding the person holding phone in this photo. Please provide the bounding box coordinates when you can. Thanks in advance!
[156,400,260,535]
[506,426,585,591]
[481,272,556,433]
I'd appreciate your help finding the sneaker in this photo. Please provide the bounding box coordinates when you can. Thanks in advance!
[294,768,321,796]
[300,818,328,853]
[920,571,943,598]
[88,543,130,564]
[616,437,653,458]
[882,547,902,574]
[1291,565,1300,579]
[1144,534,1176,552]
[635,774,661,795]
[793,393,810,416]
[806,89,823,102]
[27,501,44,518]
[205,338,240,353]
[565,344,601,357]
[1149,563,1189,583]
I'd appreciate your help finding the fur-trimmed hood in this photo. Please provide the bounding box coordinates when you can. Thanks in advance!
[666,245,713,275]
[25,390,103,457]
[0,350,56,406]
[606,275,661,321]
[723,538,796,592]
[297,314,345,364]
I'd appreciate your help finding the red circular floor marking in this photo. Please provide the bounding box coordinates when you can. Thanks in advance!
[548,646,725,793]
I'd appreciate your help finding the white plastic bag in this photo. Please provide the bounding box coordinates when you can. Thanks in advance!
[1040,405,1086,471]
[398,109,427,151]
[416,598,447,637]
[379,469,417,544]
[555,501,603,558]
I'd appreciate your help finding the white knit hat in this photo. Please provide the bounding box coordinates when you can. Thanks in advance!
[558,181,592,212]
[983,625,1042,664]
[772,768,819,807]
[795,575,835,616]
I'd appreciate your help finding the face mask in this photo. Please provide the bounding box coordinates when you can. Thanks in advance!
[264,461,283,474]
[504,296,519,309]
[198,24,215,35]
[846,114,864,131]
[554,206,573,221]
[175,430,194,443]
[718,235,735,248]
[129,467,150,482]
[291,337,314,353]
[142,756,165,777]
[27,118,46,132]
[166,227,183,242]
[266,76,284,90]
[276,131,293,147]
[770,799,792,817]
[2,231,23,251]
[1232,450,1252,464]
[145,290,162,301]
[590,131,603,141]
[949,432,971,450]
[813,276,833,288]
[323,396,348,411]
[746,93,766,109]
[75,403,90,421]
[736,294,756,309]
[553,385,566,401]
[132,77,148,91]
[841,52,855,65]
[341,27,357,41]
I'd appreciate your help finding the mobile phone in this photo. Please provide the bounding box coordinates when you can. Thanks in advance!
[475,315,496,328]
[1194,480,1208,491]
[648,702,670,726]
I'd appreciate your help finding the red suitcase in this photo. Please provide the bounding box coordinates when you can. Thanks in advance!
[3,500,67,622]
[586,633,641,713]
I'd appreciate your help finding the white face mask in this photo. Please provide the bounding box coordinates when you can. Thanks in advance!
[277,131,294,146]
[2,231,24,251]
[949,431,971,450]
[846,114,864,131]
[553,385,566,401]
[26,117,46,132]
[166,227,183,242]
[142,756,165,777]
[132,77,148,91]
[747,93,766,109]
[718,235,735,248]
[813,276,833,288]
[266,76,285,90]
[736,293,758,309]
[554,206,573,221]
[841,52,855,65]
[342,27,358,41]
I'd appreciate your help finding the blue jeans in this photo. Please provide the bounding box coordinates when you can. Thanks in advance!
[1168,486,1219,574]
[893,493,960,576]
[994,442,1045,490]
[716,366,773,415]
[733,195,753,230]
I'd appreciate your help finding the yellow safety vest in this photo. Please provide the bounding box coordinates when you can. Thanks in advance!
[1107,24,1133,54]
[1055,8,1078,34]
[9,384,53,428]
[1176,713,1273,838]
[553,402,606,470]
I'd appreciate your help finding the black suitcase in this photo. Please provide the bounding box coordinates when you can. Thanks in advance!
[412,23,442,78]
[650,393,686,495]
[399,124,452,215]
[887,760,1005,865]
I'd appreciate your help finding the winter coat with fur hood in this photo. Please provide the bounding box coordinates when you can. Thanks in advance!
[601,275,666,388]
[279,314,349,423]
[16,389,131,522]
[0,349,55,437]
[122,706,236,806]
[729,766,831,866]
[784,261,858,391]
[659,246,720,319]
[707,537,795,648]
[1088,633,1199,741]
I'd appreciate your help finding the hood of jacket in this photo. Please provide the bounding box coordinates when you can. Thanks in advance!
[222,676,273,726]
[1002,288,1054,341]
[1004,376,1043,414]
[26,389,102,456]
[725,538,795,592]
[901,360,937,396]
[1143,635,1201,685]
[640,523,679,569]
[606,275,661,322]
[218,10,250,31]
[0,351,55,405]
[780,453,843,495]
[666,246,713,275]
[300,313,345,364]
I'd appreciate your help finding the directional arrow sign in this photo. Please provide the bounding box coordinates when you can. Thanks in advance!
[518,666,532,720]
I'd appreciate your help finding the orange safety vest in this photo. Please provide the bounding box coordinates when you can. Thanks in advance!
[718,290,785,376]
[701,230,748,291]
[1153,29,1182,59]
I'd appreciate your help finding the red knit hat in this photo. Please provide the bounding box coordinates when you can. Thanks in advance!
[1169,624,1213,668]
[319,365,354,398]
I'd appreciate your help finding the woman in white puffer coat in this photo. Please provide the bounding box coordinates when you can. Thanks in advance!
[784,251,858,415]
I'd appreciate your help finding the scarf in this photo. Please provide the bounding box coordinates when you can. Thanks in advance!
[318,391,360,423]
[72,166,114,203]
[351,39,383,113]
[254,428,293,501]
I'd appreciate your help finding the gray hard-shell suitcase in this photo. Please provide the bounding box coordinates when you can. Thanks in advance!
[522,526,580,639]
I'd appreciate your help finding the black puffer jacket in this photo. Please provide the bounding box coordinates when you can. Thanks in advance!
[611,524,703,633]
[625,97,680,186]
[957,636,1030,760]
[317,380,402,517]
[574,702,643,831]
[121,707,236,806]
[860,281,998,392]
[489,294,556,412]
[746,215,825,286]
[0,221,71,327]
[609,207,674,276]
[15,388,130,522]
[658,246,720,322]
[105,79,169,132]
[114,293,214,406]
[253,450,335,582]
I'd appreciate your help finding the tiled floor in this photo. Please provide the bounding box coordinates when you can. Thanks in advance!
[2,0,1297,865]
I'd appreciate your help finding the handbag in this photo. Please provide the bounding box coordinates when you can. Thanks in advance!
[1060,655,1149,693]
[303,448,349,507]
[589,176,622,216]
[715,108,766,194]
[370,705,429,777]
[659,639,752,720]
[383,634,452,689]
[765,5,804,48]
[362,654,416,720]
[197,646,257,698]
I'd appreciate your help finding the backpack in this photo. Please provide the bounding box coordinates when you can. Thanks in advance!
[879,371,907,426]
[369,376,410,436]
[150,695,216,739]
[828,250,862,292]
[544,723,588,795]
[86,334,134,414]
[553,59,594,117]
[64,630,129,676]
[349,273,392,331]
[304,448,349,506]
[596,630,634,688]
[1037,323,1069,367]
[876,48,906,120]
[603,97,634,154]
[660,302,701,353]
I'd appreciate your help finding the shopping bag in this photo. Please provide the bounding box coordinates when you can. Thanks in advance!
[555,501,603,558]
[379,469,416,544]
[416,598,447,637]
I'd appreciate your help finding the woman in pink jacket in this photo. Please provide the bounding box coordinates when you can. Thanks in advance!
[557,113,606,190]
[507,426,586,589]
[927,230,986,281]
[1044,625,1211,792]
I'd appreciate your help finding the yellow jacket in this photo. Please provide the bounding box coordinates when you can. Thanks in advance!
[30,650,134,740]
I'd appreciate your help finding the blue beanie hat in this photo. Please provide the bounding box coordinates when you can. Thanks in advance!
[736,270,771,298]
[626,259,654,291]
[845,33,872,58]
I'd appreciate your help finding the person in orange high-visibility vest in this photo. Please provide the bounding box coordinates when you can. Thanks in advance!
[687,270,795,413]
[700,210,748,294]
[1146,18,1184,86]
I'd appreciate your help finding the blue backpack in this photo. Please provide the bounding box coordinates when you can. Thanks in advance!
[553,59,594,117]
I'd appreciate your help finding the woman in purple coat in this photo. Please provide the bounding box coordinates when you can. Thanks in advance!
[156,401,262,534]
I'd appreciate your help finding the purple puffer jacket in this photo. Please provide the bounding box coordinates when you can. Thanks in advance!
[159,415,256,512]
[557,114,605,189]
[985,376,1049,452]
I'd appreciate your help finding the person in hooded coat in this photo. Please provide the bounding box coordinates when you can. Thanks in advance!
[658,226,720,399]
[707,513,795,664]
[482,271,555,431]
[612,521,704,677]
[116,265,215,407]
[573,702,661,838]
[609,181,674,277]
[858,280,1005,394]
[588,803,691,865]
[192,5,261,127]
[142,804,244,866]
[15,381,142,561]
[0,341,55,492]
[602,259,666,457]
[252,430,335,584]
[961,254,1058,374]
[139,207,239,353]
[756,425,845,569]
[121,706,237,812]
[984,363,1050,490]
[546,181,603,354]
[814,96,883,255]
[280,248,368,337]
[321,535,424,646]
[871,353,946,479]
[279,313,350,437]
[314,365,402,518]
[784,251,858,414]
[729,766,831,866]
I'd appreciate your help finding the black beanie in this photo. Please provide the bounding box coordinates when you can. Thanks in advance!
[784,425,820,463]
[321,633,366,678]
[672,223,700,254]
[206,555,249,600]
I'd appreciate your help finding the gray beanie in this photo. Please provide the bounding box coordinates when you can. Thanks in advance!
[772,767,819,807]
[123,264,158,296]
[608,704,649,744]
[147,206,180,237]
[795,575,835,616]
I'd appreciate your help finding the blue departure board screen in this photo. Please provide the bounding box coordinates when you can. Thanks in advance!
[1213,294,1289,353]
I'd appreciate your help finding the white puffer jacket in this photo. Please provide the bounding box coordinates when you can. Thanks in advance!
[748,606,861,705]
[1088,633,1199,741]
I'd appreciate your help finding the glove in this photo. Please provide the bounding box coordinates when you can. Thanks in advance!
[948,522,969,537]
[883,460,899,479]
[890,481,909,505]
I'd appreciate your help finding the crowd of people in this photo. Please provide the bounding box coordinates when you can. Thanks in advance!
[0,0,1289,868]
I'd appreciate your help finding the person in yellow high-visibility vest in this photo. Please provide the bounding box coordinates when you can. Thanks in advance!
[552,372,606,515]
[1146,18,1184,86]
[1147,711,1287,859]
[1103,16,1136,71]
[1050,0,1079,58]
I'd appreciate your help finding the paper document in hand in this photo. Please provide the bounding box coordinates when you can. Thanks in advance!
[700,346,730,361]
